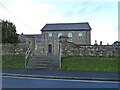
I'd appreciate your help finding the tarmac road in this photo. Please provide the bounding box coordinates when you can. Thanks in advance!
[2,76,119,88]
[2,68,119,81]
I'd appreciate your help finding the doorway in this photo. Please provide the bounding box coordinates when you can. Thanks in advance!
[48,44,52,53]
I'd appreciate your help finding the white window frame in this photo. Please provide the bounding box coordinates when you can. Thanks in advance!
[67,32,72,42]
[48,32,52,40]
[78,33,83,40]
[58,33,62,38]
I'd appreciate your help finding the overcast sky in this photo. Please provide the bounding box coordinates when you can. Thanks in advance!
[0,0,119,45]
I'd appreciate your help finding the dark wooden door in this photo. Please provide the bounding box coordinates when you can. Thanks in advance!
[48,44,52,53]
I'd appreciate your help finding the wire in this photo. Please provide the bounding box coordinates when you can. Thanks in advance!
[0,1,37,32]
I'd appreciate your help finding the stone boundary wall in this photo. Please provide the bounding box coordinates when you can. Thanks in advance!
[61,41,120,57]
[1,43,29,55]
[34,43,43,55]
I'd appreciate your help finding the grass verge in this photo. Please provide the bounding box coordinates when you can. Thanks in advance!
[2,54,25,69]
[61,56,119,72]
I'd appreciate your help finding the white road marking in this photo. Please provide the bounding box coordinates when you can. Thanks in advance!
[1,75,119,84]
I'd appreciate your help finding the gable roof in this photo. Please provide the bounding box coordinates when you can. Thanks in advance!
[18,34,42,43]
[41,22,92,31]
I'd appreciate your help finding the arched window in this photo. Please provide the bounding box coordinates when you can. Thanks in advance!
[78,33,83,40]
[67,32,72,42]
[48,33,52,40]
[58,33,62,38]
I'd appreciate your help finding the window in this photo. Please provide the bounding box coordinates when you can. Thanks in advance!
[58,33,62,38]
[48,33,52,40]
[67,32,72,42]
[78,33,83,40]
[78,33,83,43]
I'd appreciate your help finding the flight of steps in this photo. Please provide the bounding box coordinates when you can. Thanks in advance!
[26,54,60,70]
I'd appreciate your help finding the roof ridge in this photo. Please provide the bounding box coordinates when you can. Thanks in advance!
[41,22,91,31]
[20,34,41,35]
[46,22,89,25]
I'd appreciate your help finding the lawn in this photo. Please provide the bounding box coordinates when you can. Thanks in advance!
[2,54,25,69]
[61,56,119,72]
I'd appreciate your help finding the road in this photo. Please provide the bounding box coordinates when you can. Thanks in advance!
[2,76,119,88]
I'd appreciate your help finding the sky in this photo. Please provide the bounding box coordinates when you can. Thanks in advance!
[0,0,119,45]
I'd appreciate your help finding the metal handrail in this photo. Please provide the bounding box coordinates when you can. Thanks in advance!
[59,43,61,68]
[25,43,32,67]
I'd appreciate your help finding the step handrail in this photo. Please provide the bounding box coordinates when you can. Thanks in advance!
[25,43,32,67]
[59,43,62,68]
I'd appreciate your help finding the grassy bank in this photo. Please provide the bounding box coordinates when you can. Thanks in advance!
[1,55,119,72]
[2,54,25,69]
[61,56,119,72]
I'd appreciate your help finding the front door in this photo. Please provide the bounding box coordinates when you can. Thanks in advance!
[48,44,52,53]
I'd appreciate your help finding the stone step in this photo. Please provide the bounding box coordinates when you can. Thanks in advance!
[27,64,59,67]
[29,58,58,61]
[28,58,59,63]
[29,58,59,61]
[26,66,59,70]
[27,61,59,65]
[33,54,59,56]
[30,58,58,61]
[26,54,60,70]
[26,63,59,67]
[32,56,59,59]
[27,59,59,64]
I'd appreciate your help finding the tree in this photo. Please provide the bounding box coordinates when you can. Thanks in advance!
[2,20,19,43]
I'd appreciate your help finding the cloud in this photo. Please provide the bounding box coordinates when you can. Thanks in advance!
[30,0,119,2]
[60,2,114,22]
[0,0,59,34]
[0,0,118,44]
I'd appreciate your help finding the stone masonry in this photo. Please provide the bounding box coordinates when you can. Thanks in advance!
[41,22,91,55]
[61,40,120,57]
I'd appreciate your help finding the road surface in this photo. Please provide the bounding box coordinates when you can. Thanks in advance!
[2,76,119,88]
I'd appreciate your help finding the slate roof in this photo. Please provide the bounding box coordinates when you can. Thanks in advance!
[18,35,26,43]
[18,34,42,43]
[41,22,91,31]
